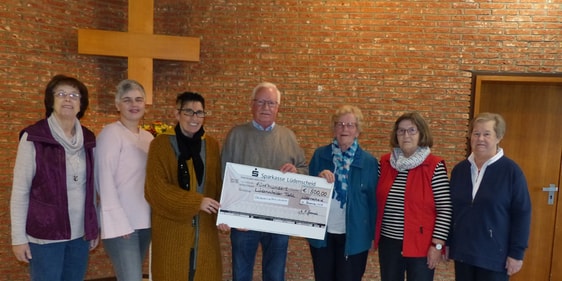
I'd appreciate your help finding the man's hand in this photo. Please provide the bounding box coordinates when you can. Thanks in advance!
[279,163,297,173]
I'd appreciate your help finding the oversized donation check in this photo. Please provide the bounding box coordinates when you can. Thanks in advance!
[217,162,334,239]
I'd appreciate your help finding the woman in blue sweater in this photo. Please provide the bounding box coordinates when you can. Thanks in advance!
[307,105,378,281]
[449,112,531,281]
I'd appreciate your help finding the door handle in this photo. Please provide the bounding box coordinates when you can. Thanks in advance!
[542,184,559,205]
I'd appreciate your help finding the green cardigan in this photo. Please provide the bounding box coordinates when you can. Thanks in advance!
[145,132,223,281]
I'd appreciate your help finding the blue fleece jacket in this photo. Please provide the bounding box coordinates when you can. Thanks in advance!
[307,144,378,256]
[448,156,531,273]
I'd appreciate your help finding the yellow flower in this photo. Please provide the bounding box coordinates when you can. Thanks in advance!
[141,121,174,137]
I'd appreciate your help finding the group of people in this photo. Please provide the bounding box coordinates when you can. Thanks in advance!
[306,109,530,281]
[10,74,531,281]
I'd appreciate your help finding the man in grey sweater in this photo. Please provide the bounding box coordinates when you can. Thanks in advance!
[221,82,308,281]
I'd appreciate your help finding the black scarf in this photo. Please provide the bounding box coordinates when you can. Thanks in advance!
[175,124,204,190]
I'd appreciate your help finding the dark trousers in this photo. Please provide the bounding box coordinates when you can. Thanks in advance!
[378,236,434,281]
[309,233,369,281]
[455,261,509,281]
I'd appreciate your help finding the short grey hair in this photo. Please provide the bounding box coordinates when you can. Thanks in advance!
[251,82,281,104]
[332,105,364,132]
[115,79,145,103]
[470,112,506,139]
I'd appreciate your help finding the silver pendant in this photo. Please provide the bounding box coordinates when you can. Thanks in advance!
[73,175,78,182]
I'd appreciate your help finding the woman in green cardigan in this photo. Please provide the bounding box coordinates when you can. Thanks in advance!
[145,92,223,281]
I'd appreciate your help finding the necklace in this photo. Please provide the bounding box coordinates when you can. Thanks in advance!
[67,153,80,182]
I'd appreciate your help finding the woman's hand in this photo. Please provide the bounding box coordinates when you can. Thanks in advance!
[318,170,335,183]
[426,246,442,269]
[426,241,445,269]
[200,197,220,214]
[89,235,100,251]
[506,256,523,276]
[12,244,32,263]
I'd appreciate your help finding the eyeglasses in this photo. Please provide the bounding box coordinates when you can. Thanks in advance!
[253,99,279,108]
[397,127,418,136]
[178,108,206,118]
[54,91,81,100]
[334,122,357,130]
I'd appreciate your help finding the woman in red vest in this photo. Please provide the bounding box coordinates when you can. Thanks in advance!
[375,112,452,281]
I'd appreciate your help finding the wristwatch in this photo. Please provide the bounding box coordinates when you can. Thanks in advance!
[432,242,443,250]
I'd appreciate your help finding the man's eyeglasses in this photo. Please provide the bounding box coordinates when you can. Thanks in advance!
[334,122,357,130]
[397,127,418,136]
[253,99,279,108]
[54,91,81,100]
[178,108,206,118]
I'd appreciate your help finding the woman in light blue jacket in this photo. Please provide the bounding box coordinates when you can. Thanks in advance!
[307,105,378,281]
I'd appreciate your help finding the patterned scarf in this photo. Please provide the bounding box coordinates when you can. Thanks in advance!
[331,138,358,208]
[390,146,430,172]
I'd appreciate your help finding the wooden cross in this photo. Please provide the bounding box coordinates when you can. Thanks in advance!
[78,0,200,104]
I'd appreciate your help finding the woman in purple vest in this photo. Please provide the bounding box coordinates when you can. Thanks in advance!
[375,112,452,281]
[10,74,99,281]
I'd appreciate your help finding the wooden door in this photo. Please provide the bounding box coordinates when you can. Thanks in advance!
[473,74,562,281]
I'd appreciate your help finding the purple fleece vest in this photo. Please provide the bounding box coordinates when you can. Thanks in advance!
[22,119,98,240]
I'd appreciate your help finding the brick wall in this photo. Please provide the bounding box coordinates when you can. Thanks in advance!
[0,0,560,280]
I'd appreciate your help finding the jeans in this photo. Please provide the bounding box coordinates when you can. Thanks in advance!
[455,261,509,281]
[103,228,152,281]
[29,238,90,281]
[309,233,369,281]
[230,229,289,281]
[378,236,435,281]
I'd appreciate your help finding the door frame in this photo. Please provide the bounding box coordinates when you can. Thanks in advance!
[471,72,562,115]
